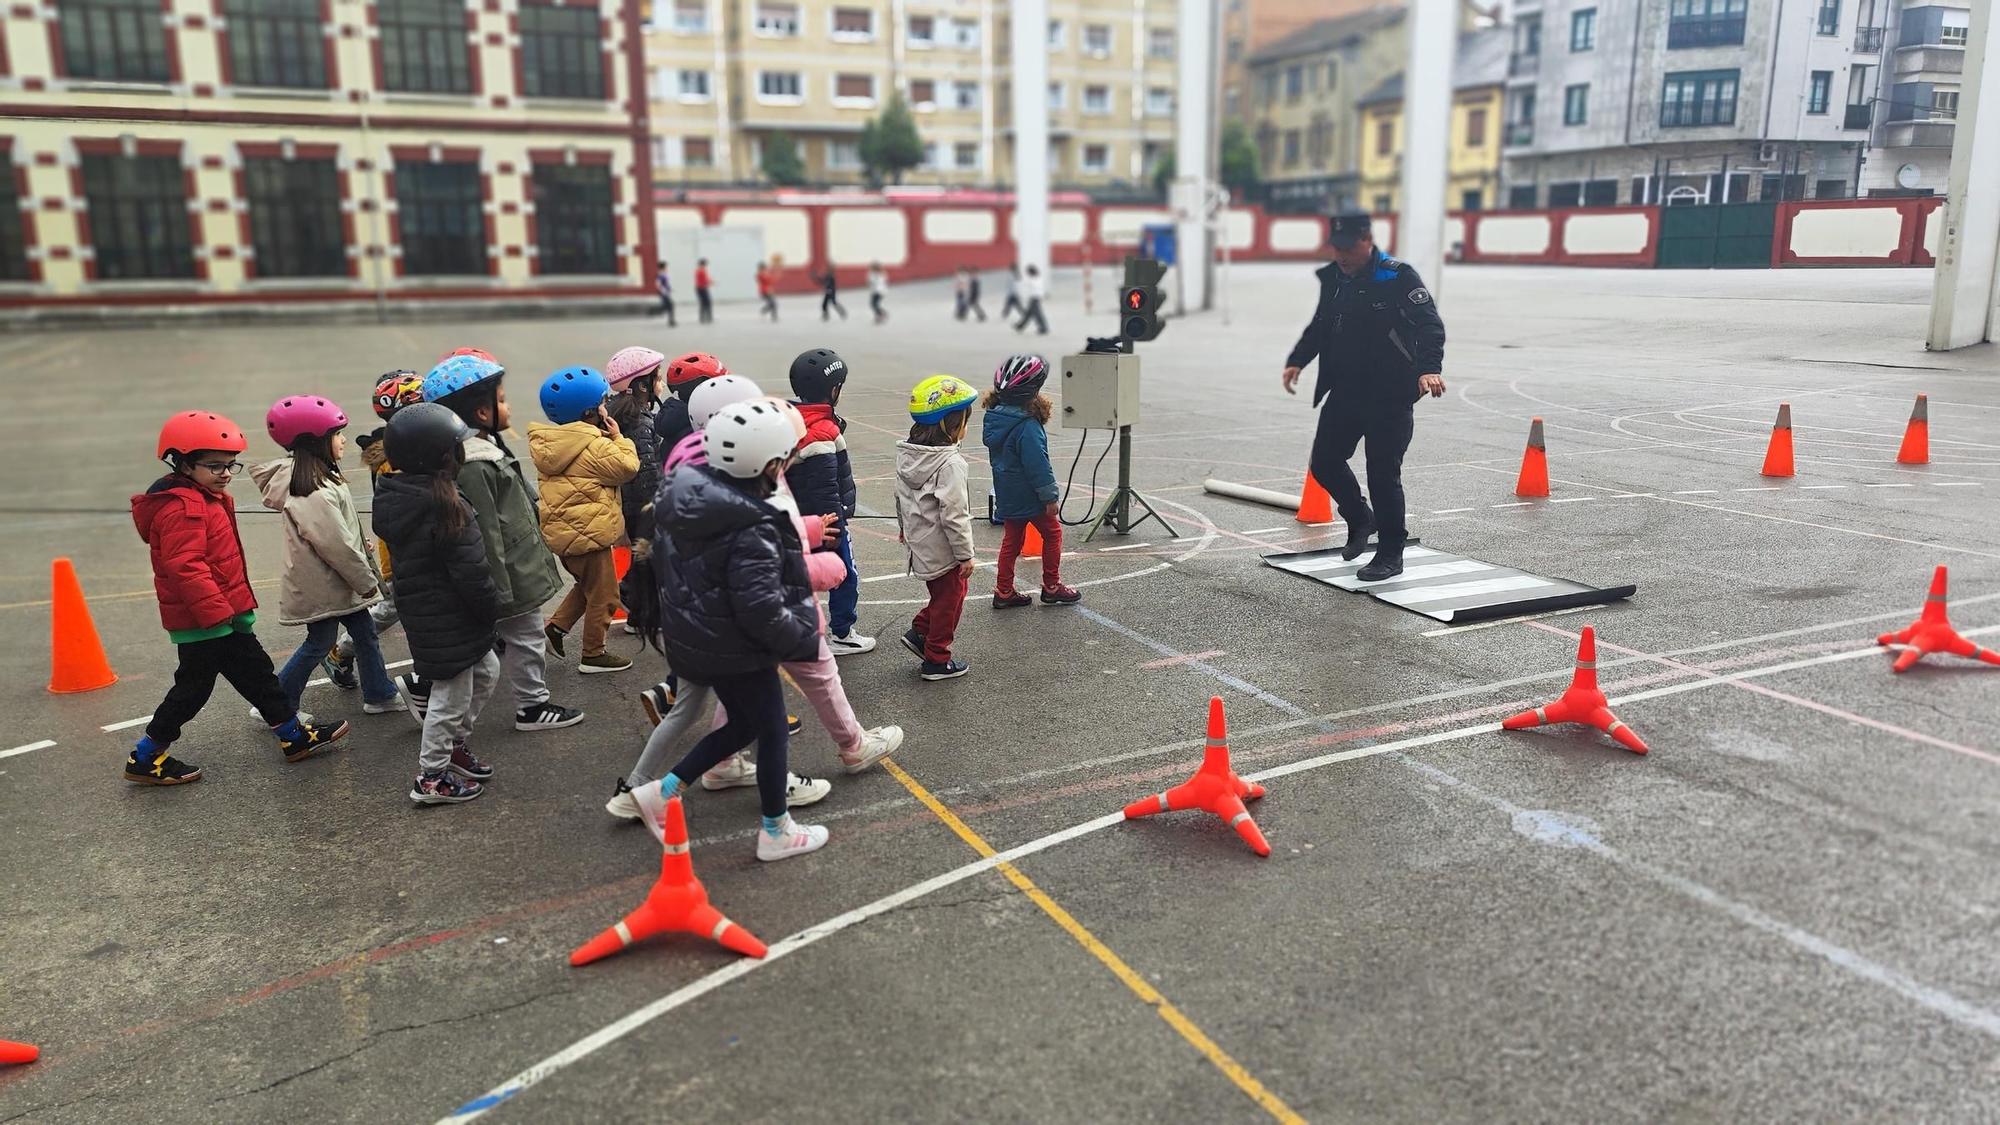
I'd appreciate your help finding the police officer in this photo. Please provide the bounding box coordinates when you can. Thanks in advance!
[1281,213,1446,582]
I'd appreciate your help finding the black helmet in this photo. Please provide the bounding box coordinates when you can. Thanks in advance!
[788,348,849,403]
[384,402,469,474]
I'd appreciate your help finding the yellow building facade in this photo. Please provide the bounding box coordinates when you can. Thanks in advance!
[1354,28,1508,216]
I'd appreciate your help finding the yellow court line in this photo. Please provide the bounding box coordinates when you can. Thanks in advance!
[880,759,1307,1125]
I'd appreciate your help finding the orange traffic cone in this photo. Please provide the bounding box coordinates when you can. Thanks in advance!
[1876,566,2000,673]
[1296,473,1333,523]
[1121,697,1271,856]
[610,544,632,622]
[47,558,116,694]
[1761,403,1795,478]
[570,796,767,966]
[1895,394,1929,465]
[0,1039,37,1065]
[1020,521,1043,559]
[1515,417,1550,498]
[1501,626,1648,754]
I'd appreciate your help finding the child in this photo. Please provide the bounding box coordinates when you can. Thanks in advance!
[1014,264,1049,335]
[127,411,349,784]
[251,396,403,717]
[372,402,501,804]
[982,354,1080,607]
[953,267,969,321]
[756,260,778,320]
[635,399,829,861]
[419,353,585,730]
[530,366,640,674]
[1001,264,1024,321]
[895,375,978,681]
[813,263,846,321]
[606,346,665,631]
[653,351,729,452]
[695,258,714,324]
[325,370,425,692]
[654,259,676,325]
[963,267,987,322]
[868,261,889,324]
[786,348,874,655]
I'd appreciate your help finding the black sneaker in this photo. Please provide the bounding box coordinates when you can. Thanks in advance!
[322,649,358,690]
[920,658,970,681]
[639,682,673,727]
[411,771,483,805]
[279,720,351,763]
[1356,538,1407,583]
[396,674,430,722]
[899,629,926,658]
[544,622,568,659]
[516,702,585,731]
[788,714,805,736]
[449,742,494,781]
[124,752,201,785]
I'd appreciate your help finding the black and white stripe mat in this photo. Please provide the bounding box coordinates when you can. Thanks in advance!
[1262,543,1637,624]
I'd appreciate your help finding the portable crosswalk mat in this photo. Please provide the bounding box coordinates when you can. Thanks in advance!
[1262,543,1636,624]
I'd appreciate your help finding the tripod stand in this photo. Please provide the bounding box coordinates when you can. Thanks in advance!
[1082,424,1178,543]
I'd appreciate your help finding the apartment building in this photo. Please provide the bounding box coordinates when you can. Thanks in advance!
[0,0,651,310]
[1219,0,1390,124]
[1861,0,1971,195]
[1243,6,1408,214]
[1355,27,1509,214]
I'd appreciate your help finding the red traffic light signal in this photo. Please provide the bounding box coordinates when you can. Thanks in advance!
[1125,287,1147,311]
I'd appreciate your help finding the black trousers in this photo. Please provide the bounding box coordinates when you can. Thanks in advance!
[1308,403,1415,542]
[696,288,713,323]
[657,294,676,324]
[147,630,293,746]
[668,667,790,819]
[1014,298,1047,334]
[761,293,778,319]
[821,293,846,320]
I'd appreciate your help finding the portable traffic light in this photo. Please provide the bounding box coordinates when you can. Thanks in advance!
[1119,256,1167,343]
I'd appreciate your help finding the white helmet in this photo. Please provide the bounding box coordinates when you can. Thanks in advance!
[688,374,763,430]
[703,398,798,479]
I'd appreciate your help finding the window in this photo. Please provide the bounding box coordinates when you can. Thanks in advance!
[670,1,706,33]
[1583,179,1617,206]
[1047,81,1064,109]
[1375,118,1393,156]
[1814,178,1847,198]
[1939,24,1967,46]
[1563,83,1589,125]
[59,0,170,82]
[1507,184,1537,209]
[682,137,713,166]
[1324,60,1338,87]
[1282,129,1300,167]
[954,142,978,170]
[1082,143,1109,173]
[1547,182,1582,207]
[1815,0,1839,34]
[82,152,194,278]
[1306,117,1333,167]
[244,156,344,277]
[531,163,614,275]
[1667,0,1747,48]
[758,71,802,101]
[1660,69,1739,126]
[909,78,935,106]
[754,3,798,37]
[1146,87,1173,116]
[1461,189,1483,211]
[0,152,28,281]
[1372,194,1392,213]
[948,18,977,48]
[1047,19,1064,49]
[1932,89,1959,116]
[1285,64,1303,101]
[224,0,326,88]
[832,6,872,39]
[1570,8,1596,50]
[908,14,933,44]
[827,140,861,170]
[1465,106,1488,146]
[1259,71,1277,104]
[952,80,979,109]
[679,69,710,99]
[835,73,875,104]
[1083,24,1111,56]
[395,160,485,276]
[380,0,471,93]
[1807,70,1831,114]
[1519,14,1541,55]
[521,4,602,99]
[1148,27,1174,60]
[1083,84,1109,114]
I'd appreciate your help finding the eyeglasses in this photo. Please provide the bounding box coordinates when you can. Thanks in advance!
[195,461,244,475]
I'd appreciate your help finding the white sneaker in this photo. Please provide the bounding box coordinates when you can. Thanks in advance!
[756,815,829,862]
[839,726,904,774]
[827,629,877,656]
[632,780,670,844]
[362,698,404,715]
[605,779,641,822]
[785,773,832,807]
[701,752,757,790]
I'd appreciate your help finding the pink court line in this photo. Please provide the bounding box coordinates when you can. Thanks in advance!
[1140,649,1226,670]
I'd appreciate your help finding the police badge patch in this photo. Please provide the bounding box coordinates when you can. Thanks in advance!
[1408,288,1432,305]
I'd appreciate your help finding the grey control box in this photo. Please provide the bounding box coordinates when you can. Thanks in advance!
[1059,353,1141,431]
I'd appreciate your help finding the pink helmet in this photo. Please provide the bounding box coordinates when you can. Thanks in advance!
[606,346,666,392]
[266,395,349,449]
[663,430,706,474]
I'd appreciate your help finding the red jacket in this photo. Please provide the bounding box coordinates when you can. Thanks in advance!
[132,476,258,632]
[695,266,713,289]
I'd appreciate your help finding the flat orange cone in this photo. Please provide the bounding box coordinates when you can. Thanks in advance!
[1296,472,1333,523]
[1760,403,1795,478]
[1876,566,2000,673]
[1019,520,1043,559]
[610,544,632,622]
[0,1040,37,1065]
[48,558,116,694]
[1122,697,1271,856]
[570,796,767,966]
[1895,394,1929,465]
[1515,417,1550,498]
[1501,626,1648,754]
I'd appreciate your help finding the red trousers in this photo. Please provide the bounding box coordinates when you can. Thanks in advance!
[996,510,1062,595]
[912,567,969,663]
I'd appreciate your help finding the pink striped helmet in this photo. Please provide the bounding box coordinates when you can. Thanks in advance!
[993,353,1049,395]
[663,430,706,474]
[606,346,666,392]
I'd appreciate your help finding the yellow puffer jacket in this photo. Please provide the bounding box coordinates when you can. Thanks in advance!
[363,435,395,580]
[527,421,639,557]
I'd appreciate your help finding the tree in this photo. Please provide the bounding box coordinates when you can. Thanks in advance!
[1151,150,1175,197]
[859,93,925,185]
[1219,120,1259,196]
[760,130,806,186]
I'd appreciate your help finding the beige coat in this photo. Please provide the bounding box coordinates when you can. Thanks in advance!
[251,457,383,626]
[527,422,639,557]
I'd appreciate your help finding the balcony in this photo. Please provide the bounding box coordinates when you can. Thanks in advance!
[1667,15,1747,48]
[1508,52,1540,78]
[1505,121,1535,147]
[1896,45,1964,77]
[1843,102,1873,129]
[1853,26,1884,53]
[1882,119,1954,148]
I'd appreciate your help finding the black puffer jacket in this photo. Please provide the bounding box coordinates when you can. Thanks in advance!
[372,472,501,680]
[653,464,818,681]
[612,400,662,542]
[655,394,694,453]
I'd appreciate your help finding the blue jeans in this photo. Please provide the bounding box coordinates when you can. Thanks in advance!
[279,609,398,709]
[828,528,859,637]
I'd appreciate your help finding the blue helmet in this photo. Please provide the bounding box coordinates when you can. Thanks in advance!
[423,355,503,404]
[540,366,611,424]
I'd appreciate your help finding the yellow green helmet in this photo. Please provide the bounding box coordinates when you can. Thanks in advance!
[908,374,978,424]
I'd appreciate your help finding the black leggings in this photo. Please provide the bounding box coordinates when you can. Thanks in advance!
[147,630,293,745]
[668,667,791,818]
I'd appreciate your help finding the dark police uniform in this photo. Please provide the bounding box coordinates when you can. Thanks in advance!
[1286,217,1445,571]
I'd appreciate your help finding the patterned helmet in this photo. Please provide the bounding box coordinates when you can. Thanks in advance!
[606,346,667,392]
[909,375,978,424]
[993,353,1049,396]
[371,370,426,420]
[423,355,504,404]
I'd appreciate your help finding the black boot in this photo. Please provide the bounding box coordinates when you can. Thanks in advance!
[1339,517,1377,561]
[1357,537,1406,582]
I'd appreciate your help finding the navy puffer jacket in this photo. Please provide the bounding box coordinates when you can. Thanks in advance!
[653,464,819,681]
[372,472,501,680]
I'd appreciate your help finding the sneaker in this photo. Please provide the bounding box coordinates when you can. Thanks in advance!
[827,629,877,656]
[1040,583,1082,605]
[579,652,633,675]
[788,714,804,736]
[515,702,584,731]
[920,658,970,681]
[993,590,1033,609]
[701,752,758,790]
[899,629,927,658]
[124,751,201,785]
[633,780,670,843]
[544,622,568,658]
[448,742,494,781]
[838,725,904,773]
[621,620,639,635]
[396,674,430,722]
[605,778,642,821]
[411,770,482,805]
[639,681,676,726]
[362,697,405,715]
[322,650,358,690]
[279,719,350,763]
[756,815,829,862]
[785,773,832,807]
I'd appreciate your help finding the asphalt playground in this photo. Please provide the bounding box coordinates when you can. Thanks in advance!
[1,262,1997,1123]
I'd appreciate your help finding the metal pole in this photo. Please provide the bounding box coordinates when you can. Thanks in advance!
[1008,0,1050,285]
[1172,0,1211,313]
[1400,0,1457,294]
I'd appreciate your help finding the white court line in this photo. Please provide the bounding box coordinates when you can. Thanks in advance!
[1735,487,1784,492]
[1099,542,1154,552]
[1673,489,1719,495]
[1933,482,1982,487]
[1421,606,1592,637]
[1491,502,1531,509]
[1432,507,1476,514]
[0,740,57,760]
[1241,526,1288,534]
[101,716,150,733]
[1868,483,1915,489]
[1801,484,1850,490]
[1550,497,1596,503]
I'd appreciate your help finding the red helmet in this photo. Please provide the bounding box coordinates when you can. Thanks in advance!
[372,370,426,420]
[445,346,498,364]
[157,411,248,462]
[664,352,728,386]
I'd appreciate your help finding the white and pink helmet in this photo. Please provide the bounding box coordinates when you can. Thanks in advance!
[606,346,666,393]
[993,353,1049,396]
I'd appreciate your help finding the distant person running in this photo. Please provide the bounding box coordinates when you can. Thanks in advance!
[695,259,714,324]
[962,267,987,322]
[655,260,676,326]
[814,264,847,321]
[1013,264,1049,335]
[756,260,779,320]
[868,262,889,324]
[1001,264,1024,321]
